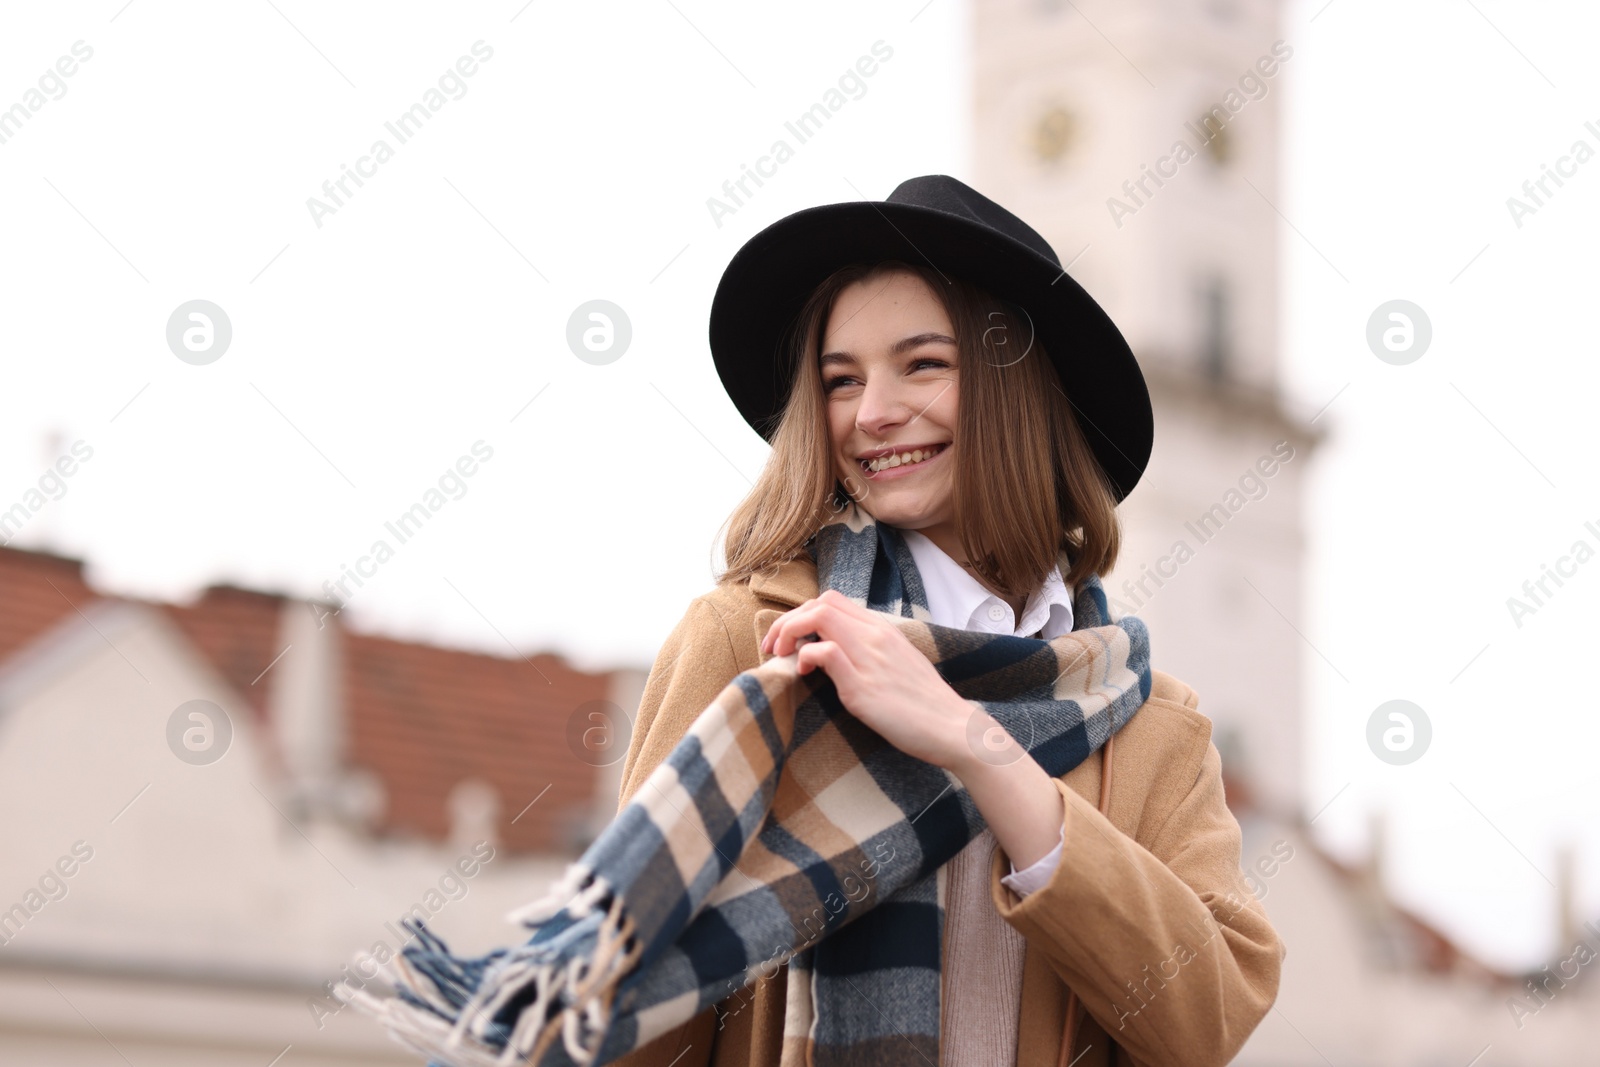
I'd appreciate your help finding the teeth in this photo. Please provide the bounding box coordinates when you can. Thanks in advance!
[863,444,944,472]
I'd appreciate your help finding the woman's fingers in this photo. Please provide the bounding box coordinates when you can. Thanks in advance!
[763,600,830,657]
[763,591,878,658]
[760,592,829,655]
[795,638,858,687]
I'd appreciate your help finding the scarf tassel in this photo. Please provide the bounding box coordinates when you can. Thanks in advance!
[337,866,644,1067]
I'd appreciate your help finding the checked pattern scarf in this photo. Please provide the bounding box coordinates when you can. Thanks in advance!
[341,500,1152,1067]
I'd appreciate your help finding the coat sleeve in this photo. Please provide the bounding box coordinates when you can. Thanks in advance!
[989,733,1285,1067]
[606,594,743,1067]
[616,593,743,809]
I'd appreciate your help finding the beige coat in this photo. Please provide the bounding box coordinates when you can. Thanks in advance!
[612,552,1285,1067]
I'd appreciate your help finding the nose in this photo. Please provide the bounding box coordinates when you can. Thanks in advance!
[853,370,916,440]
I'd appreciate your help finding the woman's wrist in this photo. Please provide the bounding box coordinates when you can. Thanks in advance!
[943,701,1067,872]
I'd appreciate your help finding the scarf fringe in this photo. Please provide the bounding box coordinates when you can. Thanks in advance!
[505,859,602,927]
[338,869,644,1067]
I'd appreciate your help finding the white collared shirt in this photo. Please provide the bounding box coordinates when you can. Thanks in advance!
[899,528,1071,896]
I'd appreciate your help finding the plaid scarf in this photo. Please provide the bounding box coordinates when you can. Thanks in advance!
[341,501,1152,1067]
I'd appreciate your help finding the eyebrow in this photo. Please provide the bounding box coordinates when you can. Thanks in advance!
[819,331,957,368]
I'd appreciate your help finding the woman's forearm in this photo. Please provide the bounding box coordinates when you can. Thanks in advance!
[943,701,1066,870]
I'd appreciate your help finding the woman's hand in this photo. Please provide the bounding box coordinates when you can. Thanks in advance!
[763,589,1068,871]
[759,589,981,771]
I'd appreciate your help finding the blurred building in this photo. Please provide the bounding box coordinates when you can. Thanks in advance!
[972,0,1597,1063]
[0,544,645,1066]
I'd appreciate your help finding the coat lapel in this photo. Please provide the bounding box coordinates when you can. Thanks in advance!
[749,555,818,657]
[749,554,818,608]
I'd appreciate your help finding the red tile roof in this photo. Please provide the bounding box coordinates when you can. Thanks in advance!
[1297,833,1517,986]
[342,629,607,854]
[0,545,99,666]
[1202,715,1514,986]
[0,544,607,856]
[166,584,288,720]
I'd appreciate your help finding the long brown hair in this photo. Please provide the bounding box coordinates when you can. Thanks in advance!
[716,258,1122,600]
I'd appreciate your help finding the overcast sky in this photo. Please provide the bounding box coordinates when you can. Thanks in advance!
[2,0,1597,972]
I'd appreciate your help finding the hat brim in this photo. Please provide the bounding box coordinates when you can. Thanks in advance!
[708,199,1153,503]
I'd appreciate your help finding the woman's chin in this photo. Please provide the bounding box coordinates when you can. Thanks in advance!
[855,495,947,529]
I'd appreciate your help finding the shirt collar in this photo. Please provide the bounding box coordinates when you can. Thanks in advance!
[900,528,1074,638]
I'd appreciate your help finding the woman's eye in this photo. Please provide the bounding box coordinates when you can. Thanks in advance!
[823,360,949,394]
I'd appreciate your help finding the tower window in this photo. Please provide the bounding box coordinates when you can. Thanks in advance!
[1201,114,1233,166]
[1200,275,1231,383]
[1030,104,1077,166]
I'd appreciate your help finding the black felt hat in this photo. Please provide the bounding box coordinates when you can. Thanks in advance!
[707,173,1153,503]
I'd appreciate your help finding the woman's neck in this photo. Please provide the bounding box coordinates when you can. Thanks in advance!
[912,523,1027,625]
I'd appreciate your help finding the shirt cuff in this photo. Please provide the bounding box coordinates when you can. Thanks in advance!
[999,825,1065,898]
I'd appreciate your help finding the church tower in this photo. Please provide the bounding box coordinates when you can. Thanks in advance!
[972,0,1323,817]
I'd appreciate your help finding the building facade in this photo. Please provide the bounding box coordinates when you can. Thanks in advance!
[971,2,1596,1063]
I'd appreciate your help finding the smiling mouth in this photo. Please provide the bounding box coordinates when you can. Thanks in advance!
[858,442,949,476]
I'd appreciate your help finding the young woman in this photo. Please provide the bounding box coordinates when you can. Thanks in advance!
[613,176,1284,1067]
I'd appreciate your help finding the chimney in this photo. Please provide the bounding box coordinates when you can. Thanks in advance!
[1361,808,1403,969]
[1367,808,1386,888]
[448,777,501,853]
[267,596,353,823]
[1555,841,1579,954]
[30,428,67,547]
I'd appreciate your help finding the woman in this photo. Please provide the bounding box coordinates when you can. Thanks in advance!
[611,175,1284,1067]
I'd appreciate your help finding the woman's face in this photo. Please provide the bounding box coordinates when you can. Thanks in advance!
[821,269,960,535]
